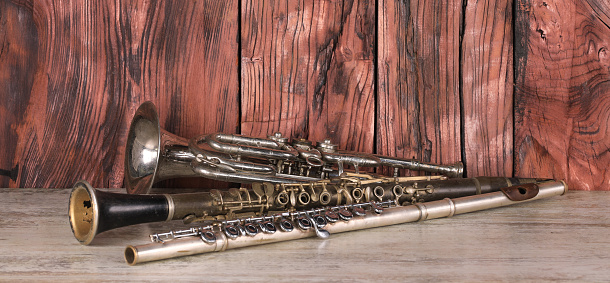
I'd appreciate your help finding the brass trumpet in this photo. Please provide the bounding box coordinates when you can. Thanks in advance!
[69,175,542,245]
[125,102,464,194]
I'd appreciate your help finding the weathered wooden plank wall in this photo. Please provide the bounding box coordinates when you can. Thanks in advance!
[377,0,462,176]
[0,0,608,190]
[463,0,514,177]
[515,0,610,190]
[0,0,239,188]
[241,0,376,152]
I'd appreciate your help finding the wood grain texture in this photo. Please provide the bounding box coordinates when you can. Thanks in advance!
[1,0,238,188]
[462,0,514,177]
[1,0,608,190]
[377,0,462,174]
[119,0,239,189]
[0,0,37,187]
[515,0,610,190]
[241,0,376,152]
[7,0,129,188]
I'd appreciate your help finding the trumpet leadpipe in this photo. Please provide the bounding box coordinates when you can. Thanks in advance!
[124,181,567,265]
[375,156,464,178]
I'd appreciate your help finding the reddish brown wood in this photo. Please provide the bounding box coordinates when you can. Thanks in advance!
[5,0,128,188]
[1,0,238,188]
[0,0,37,188]
[1,0,607,191]
[121,0,240,190]
[377,0,462,174]
[462,0,514,177]
[515,0,610,190]
[241,0,376,152]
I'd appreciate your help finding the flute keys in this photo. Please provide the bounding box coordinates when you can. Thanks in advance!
[200,230,216,243]
[325,210,339,223]
[244,223,260,236]
[224,224,241,239]
[260,221,277,234]
[296,217,312,230]
[353,206,366,216]
[312,214,327,228]
[371,202,384,214]
[279,219,294,232]
[338,209,353,221]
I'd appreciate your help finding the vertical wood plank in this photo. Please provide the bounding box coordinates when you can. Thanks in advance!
[378,0,462,174]
[121,0,239,189]
[0,0,37,187]
[462,0,514,177]
[127,0,239,137]
[241,0,376,152]
[514,0,610,190]
[3,0,238,188]
[8,0,128,188]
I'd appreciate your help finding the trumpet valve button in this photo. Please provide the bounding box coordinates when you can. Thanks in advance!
[268,132,288,144]
[316,139,337,152]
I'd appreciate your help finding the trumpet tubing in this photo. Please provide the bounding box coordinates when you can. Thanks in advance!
[125,101,464,194]
[124,180,567,265]
[190,133,464,181]
[124,102,323,195]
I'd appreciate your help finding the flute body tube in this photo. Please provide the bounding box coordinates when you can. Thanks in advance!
[124,180,567,265]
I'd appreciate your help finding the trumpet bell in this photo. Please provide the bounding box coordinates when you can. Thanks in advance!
[125,101,161,195]
[125,102,197,194]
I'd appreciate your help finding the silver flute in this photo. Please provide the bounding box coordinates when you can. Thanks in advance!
[124,180,567,265]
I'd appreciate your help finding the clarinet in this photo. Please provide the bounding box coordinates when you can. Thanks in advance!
[69,175,544,245]
[124,180,567,265]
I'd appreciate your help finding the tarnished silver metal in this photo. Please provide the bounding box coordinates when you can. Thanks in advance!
[124,102,322,195]
[124,101,198,195]
[124,181,567,265]
[125,102,464,194]
[190,131,464,181]
[69,176,546,245]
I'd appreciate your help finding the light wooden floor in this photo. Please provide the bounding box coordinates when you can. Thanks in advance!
[1,187,609,282]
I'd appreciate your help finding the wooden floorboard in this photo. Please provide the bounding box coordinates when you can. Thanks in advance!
[1,188,608,281]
